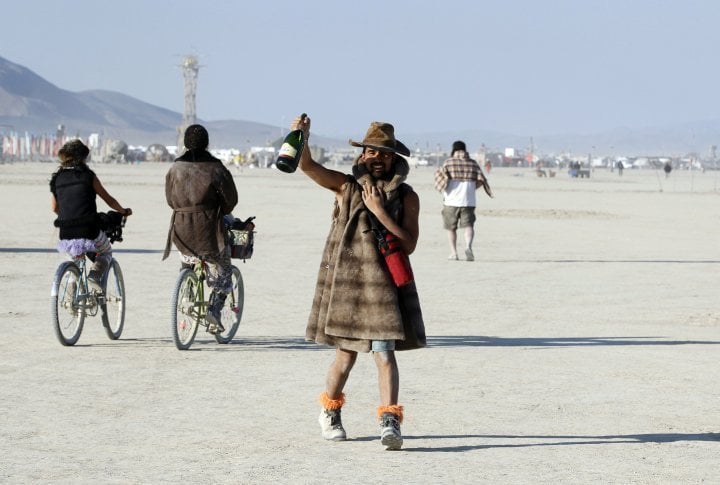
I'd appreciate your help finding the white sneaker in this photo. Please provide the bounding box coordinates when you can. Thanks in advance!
[379,412,403,450]
[319,408,347,441]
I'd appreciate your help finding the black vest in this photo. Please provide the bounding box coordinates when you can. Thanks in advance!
[50,166,99,240]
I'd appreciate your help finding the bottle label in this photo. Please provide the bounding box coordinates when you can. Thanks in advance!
[279,143,297,158]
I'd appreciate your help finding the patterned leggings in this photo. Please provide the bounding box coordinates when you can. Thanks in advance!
[180,246,233,295]
[89,231,113,280]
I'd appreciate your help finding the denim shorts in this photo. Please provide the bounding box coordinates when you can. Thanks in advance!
[371,340,396,352]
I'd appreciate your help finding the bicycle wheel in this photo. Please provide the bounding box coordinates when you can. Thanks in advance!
[101,259,125,340]
[171,268,200,350]
[215,266,244,344]
[51,262,85,346]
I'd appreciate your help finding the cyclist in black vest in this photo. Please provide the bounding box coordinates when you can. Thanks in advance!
[50,139,132,291]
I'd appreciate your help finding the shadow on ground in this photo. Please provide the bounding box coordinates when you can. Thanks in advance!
[428,335,720,348]
[391,432,720,452]
[77,335,720,350]
[82,336,325,351]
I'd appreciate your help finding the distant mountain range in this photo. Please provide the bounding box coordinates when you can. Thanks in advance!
[1,54,718,156]
[403,122,720,158]
[0,55,328,149]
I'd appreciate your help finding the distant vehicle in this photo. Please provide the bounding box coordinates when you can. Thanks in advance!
[406,157,429,167]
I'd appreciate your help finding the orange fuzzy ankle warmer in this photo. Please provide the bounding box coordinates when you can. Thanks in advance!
[319,392,345,410]
[377,405,404,423]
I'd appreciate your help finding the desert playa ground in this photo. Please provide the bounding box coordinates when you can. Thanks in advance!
[0,160,718,483]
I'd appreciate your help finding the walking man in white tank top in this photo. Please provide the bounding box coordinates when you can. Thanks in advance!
[434,140,493,261]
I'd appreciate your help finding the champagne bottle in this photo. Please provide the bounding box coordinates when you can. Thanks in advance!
[276,113,307,173]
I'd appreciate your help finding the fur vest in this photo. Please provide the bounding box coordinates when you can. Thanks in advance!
[305,156,426,353]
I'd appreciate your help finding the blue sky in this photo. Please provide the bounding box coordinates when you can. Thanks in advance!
[2,0,719,138]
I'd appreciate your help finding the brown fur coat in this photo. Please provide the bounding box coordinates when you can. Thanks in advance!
[162,151,238,260]
[305,156,426,353]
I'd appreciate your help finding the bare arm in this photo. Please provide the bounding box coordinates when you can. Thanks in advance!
[51,194,59,214]
[93,176,132,216]
[294,115,347,193]
[363,187,420,255]
[476,170,493,198]
[474,162,494,197]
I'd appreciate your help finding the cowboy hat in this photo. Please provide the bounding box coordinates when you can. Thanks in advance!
[349,122,410,157]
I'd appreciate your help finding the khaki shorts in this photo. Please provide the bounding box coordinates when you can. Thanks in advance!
[442,206,476,230]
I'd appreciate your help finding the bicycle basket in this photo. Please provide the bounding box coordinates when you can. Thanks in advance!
[98,211,125,243]
[229,229,254,260]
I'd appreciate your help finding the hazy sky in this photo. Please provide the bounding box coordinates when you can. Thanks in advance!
[2,0,719,138]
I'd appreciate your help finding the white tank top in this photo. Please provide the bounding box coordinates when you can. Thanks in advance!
[443,180,476,207]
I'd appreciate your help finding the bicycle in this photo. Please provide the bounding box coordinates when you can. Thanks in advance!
[50,213,127,346]
[170,259,244,350]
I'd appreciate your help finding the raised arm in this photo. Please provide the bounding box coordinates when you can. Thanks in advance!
[294,115,347,193]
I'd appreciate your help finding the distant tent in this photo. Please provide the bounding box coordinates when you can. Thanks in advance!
[146,144,171,162]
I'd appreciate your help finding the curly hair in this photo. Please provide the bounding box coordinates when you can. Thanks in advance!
[58,139,90,167]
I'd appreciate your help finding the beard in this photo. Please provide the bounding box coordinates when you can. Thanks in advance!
[362,157,395,180]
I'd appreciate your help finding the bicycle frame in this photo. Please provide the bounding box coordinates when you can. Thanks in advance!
[51,215,128,346]
[67,255,101,317]
[188,260,209,327]
[171,256,243,349]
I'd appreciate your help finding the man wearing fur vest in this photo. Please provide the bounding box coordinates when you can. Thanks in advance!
[163,124,239,334]
[292,115,426,451]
